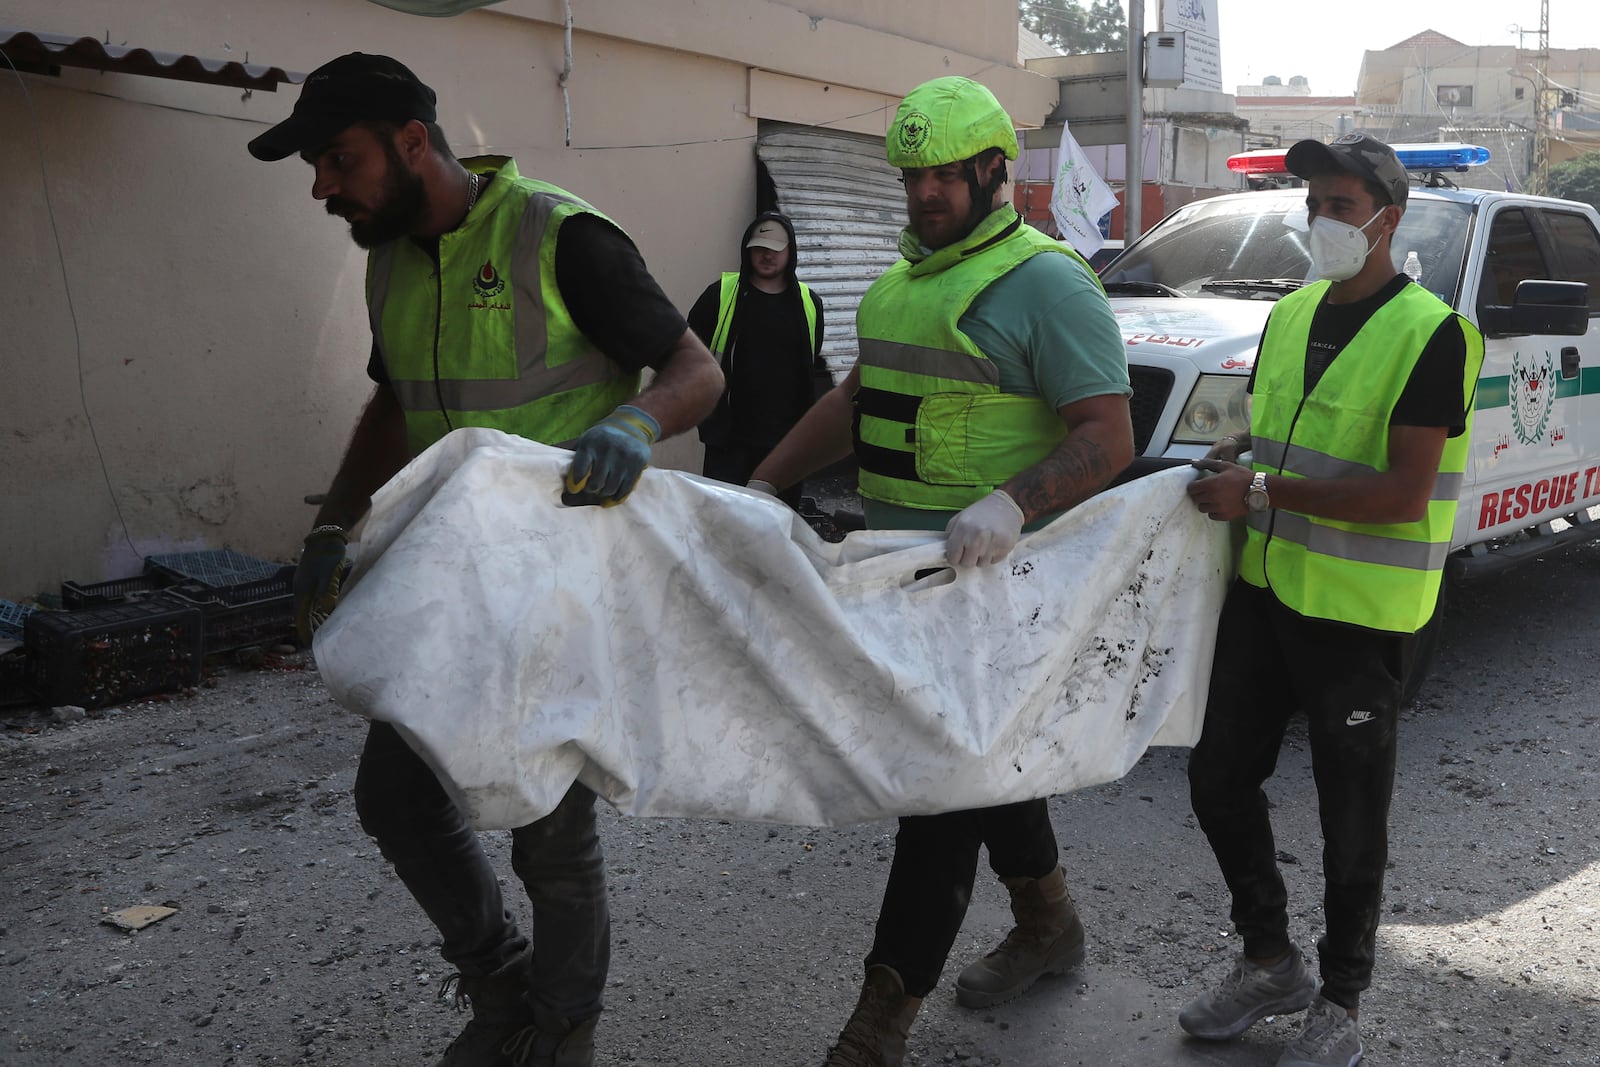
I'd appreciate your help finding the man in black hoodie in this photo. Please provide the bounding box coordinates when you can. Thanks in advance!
[687,211,828,508]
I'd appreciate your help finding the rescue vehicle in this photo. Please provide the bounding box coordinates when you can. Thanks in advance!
[1105,143,1597,693]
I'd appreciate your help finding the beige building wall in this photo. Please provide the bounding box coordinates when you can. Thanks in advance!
[0,0,1055,597]
[1356,41,1600,129]
[1235,98,1359,146]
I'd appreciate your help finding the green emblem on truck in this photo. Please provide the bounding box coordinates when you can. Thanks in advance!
[1510,349,1555,446]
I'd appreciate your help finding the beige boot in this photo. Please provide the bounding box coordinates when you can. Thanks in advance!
[501,1006,597,1067]
[822,965,923,1067]
[435,948,536,1066]
[954,865,1086,1009]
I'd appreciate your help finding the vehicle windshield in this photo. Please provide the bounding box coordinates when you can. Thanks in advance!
[1102,192,1474,301]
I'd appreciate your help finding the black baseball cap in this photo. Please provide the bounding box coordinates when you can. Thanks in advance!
[248,52,437,161]
[1285,133,1410,208]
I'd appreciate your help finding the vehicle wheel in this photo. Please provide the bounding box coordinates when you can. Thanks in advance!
[1401,574,1451,706]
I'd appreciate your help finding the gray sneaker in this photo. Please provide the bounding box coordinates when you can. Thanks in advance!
[1178,944,1318,1040]
[1277,995,1363,1066]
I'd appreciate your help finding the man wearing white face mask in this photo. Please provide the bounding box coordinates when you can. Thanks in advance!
[1179,134,1484,1067]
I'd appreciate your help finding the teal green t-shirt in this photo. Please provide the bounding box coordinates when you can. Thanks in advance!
[863,250,1131,532]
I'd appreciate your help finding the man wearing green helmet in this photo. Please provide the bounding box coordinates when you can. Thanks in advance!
[750,75,1133,1066]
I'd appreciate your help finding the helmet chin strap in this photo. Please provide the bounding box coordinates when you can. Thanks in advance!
[961,155,1006,235]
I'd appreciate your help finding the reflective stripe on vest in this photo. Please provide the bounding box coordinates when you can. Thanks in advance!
[368,156,639,454]
[1248,438,1464,501]
[852,207,1098,511]
[1239,280,1485,633]
[709,273,818,358]
[1243,509,1454,570]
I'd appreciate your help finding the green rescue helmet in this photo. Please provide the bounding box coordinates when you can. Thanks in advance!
[886,76,1019,169]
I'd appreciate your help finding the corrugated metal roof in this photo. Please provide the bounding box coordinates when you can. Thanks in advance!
[0,28,300,91]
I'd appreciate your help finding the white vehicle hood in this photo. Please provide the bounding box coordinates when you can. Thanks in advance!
[1111,297,1274,373]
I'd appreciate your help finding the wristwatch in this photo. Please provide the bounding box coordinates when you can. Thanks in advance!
[1245,472,1271,512]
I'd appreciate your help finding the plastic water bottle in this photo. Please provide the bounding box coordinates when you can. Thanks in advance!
[1403,250,1423,284]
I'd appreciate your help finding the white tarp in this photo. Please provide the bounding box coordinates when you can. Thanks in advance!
[315,429,1231,830]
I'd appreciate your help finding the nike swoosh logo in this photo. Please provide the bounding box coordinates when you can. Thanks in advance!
[1346,711,1375,726]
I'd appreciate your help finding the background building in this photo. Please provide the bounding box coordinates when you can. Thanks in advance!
[1015,32,1248,241]
[1232,76,1360,149]
[1230,31,1600,195]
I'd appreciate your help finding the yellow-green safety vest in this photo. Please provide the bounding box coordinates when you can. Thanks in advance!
[1241,280,1485,633]
[852,207,1100,511]
[709,272,819,358]
[367,156,640,456]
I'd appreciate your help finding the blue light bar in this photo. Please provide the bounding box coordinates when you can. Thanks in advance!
[1392,143,1490,171]
[1225,142,1491,177]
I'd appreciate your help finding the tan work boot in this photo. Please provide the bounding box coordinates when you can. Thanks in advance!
[434,948,536,1067]
[822,965,923,1067]
[954,865,1086,1009]
[501,1007,597,1067]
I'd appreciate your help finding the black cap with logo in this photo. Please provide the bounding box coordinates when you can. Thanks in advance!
[248,52,437,161]
[1285,133,1410,208]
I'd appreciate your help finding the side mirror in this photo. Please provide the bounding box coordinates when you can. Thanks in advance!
[1480,279,1590,337]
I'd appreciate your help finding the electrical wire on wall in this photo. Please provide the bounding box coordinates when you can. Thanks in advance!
[1492,128,1528,191]
[1542,72,1600,108]
[0,45,140,564]
[559,0,572,147]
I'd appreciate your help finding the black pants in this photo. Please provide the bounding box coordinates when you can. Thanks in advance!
[703,442,802,510]
[863,799,1060,997]
[353,722,609,1021]
[1188,580,1406,1011]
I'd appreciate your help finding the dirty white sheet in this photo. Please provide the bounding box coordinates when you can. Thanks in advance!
[315,428,1232,829]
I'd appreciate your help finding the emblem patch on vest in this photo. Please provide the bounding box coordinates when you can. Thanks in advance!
[1510,349,1554,446]
[472,260,507,300]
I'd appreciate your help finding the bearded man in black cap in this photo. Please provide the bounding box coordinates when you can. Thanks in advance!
[249,53,722,1067]
[1180,133,1483,1067]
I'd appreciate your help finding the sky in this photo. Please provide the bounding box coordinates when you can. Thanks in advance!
[1160,0,1600,96]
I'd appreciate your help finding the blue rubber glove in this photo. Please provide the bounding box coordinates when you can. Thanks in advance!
[563,404,660,507]
[293,525,348,644]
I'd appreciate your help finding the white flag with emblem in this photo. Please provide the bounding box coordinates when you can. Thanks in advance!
[1050,123,1120,258]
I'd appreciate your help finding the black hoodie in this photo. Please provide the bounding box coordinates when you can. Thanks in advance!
[687,211,828,448]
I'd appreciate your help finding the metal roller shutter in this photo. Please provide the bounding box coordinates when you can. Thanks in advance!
[756,122,905,380]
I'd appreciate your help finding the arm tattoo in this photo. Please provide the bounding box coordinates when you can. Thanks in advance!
[1005,435,1114,521]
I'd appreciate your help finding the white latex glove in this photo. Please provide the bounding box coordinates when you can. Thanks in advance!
[944,489,1025,567]
[746,479,779,497]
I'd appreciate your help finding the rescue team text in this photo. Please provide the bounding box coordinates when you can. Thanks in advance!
[1478,467,1600,529]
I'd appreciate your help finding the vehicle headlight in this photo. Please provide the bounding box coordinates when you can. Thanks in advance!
[1171,374,1250,445]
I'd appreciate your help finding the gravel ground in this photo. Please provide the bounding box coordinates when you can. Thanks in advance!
[2,541,1598,1066]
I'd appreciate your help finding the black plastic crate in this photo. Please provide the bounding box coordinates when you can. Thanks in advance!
[164,566,296,654]
[60,572,176,609]
[0,599,34,641]
[0,649,33,709]
[144,549,286,589]
[25,599,204,709]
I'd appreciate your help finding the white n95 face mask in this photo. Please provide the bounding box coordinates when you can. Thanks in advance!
[1307,208,1385,282]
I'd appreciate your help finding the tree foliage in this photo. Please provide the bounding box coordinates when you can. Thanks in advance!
[1021,0,1127,54]
[1547,153,1600,212]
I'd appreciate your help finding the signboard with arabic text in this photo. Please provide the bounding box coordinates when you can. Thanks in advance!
[1161,0,1222,92]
